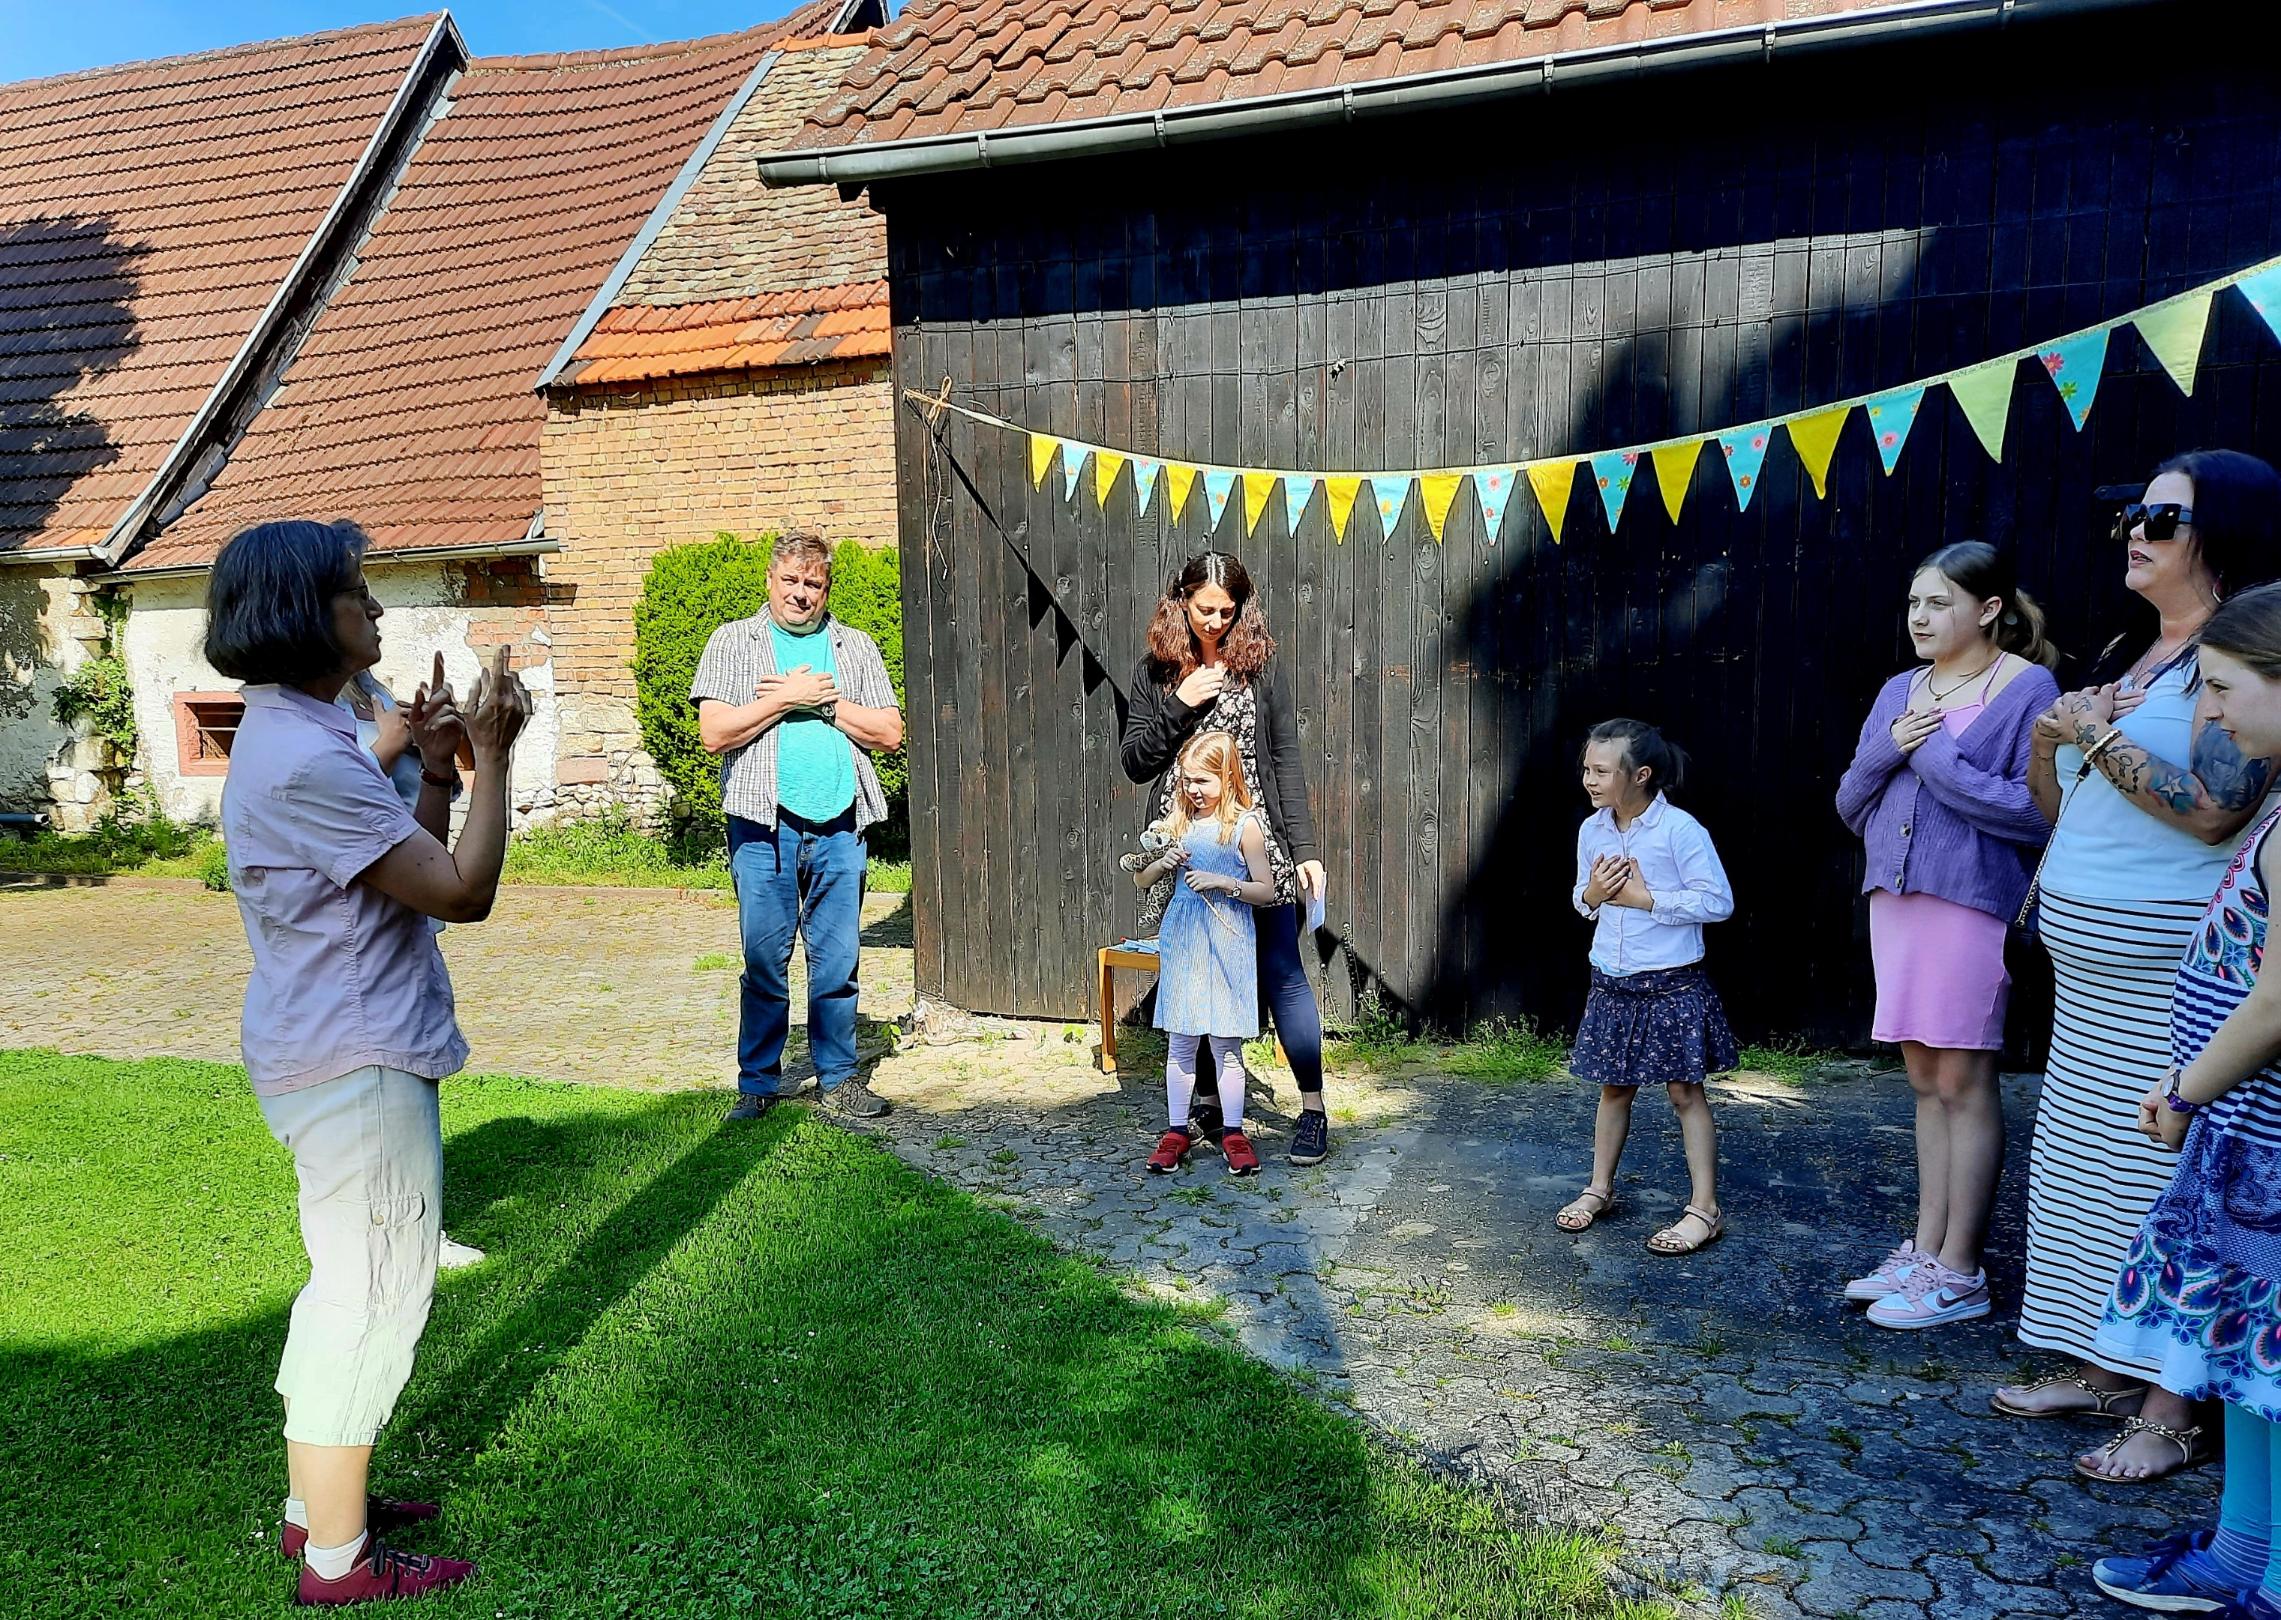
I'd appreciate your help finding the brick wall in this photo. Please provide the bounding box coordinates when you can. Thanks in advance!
[539,358,896,823]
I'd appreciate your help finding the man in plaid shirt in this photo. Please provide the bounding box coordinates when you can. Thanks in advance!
[692,532,904,1119]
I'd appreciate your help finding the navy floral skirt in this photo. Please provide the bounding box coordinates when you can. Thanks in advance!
[1571,963,1738,1088]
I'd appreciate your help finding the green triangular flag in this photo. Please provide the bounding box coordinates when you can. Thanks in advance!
[2133,288,2215,398]
[1948,359,2017,463]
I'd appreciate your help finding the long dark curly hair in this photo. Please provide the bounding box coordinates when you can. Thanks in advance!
[1144,552,1276,682]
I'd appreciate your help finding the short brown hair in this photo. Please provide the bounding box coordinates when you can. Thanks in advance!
[770,531,832,577]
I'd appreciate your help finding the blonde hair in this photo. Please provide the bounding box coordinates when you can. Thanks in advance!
[1163,731,1255,842]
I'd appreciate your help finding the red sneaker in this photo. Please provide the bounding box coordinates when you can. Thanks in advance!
[1221,1129,1261,1177]
[1146,1128,1193,1174]
[296,1541,474,1606]
[281,1499,441,1560]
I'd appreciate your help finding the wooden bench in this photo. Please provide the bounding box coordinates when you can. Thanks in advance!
[1096,944,1286,1075]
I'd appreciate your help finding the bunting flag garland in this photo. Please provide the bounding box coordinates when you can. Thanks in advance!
[1864,386,1925,474]
[1242,472,1282,538]
[1715,425,1772,512]
[1948,358,2016,462]
[1095,449,1126,506]
[1474,466,1518,543]
[1590,451,1637,530]
[1370,475,1413,536]
[1528,461,1577,544]
[2038,329,2109,430]
[1786,407,1851,500]
[1132,457,1164,515]
[2133,289,2214,397]
[1651,441,1702,525]
[1166,462,1200,523]
[1202,469,1237,530]
[920,251,2281,544]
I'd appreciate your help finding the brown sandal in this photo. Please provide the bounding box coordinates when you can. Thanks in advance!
[2073,1416,2212,1483]
[1989,1372,2148,1422]
[1647,1204,1725,1256]
[1555,1187,1615,1233]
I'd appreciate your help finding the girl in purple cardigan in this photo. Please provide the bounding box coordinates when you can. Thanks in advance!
[1835,542,2060,1331]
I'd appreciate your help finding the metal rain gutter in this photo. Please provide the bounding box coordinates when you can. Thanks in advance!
[92,12,469,566]
[0,546,104,567]
[93,536,560,587]
[757,0,2148,188]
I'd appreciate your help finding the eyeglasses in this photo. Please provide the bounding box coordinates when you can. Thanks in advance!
[2115,503,2196,542]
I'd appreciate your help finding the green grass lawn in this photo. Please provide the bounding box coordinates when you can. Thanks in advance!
[0,1050,1657,1619]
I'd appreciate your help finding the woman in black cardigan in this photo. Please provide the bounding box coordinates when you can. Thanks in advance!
[1121,551,1330,1165]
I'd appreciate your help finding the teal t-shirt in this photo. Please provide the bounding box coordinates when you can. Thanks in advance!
[769,618,858,821]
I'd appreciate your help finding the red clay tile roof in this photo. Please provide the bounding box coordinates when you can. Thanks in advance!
[133,26,786,571]
[0,16,442,558]
[786,0,1914,153]
[567,282,891,385]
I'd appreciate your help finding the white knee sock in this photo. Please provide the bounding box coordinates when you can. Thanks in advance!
[283,1496,309,1529]
[305,1533,369,1581]
[1209,1036,1246,1130]
[1166,1033,1200,1130]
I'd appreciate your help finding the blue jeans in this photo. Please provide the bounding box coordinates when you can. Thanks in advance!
[727,809,865,1096]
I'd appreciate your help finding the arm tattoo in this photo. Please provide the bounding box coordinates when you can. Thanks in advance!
[2192,723,2277,812]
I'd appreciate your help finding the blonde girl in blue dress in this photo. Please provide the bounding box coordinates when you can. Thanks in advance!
[2093,583,2281,1616]
[1129,731,1280,1177]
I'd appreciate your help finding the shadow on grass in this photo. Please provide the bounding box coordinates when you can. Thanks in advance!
[0,1058,1634,1619]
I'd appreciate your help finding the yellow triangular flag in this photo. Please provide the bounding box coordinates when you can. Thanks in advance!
[1651,441,1704,525]
[1029,434,1060,489]
[2134,288,2215,397]
[1166,463,1200,522]
[1418,472,1463,543]
[1786,406,1851,500]
[1242,472,1278,538]
[1324,476,1361,542]
[1948,359,2016,462]
[1527,461,1577,545]
[1094,450,1127,506]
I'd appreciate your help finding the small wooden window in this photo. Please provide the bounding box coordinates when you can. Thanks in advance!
[173,693,245,777]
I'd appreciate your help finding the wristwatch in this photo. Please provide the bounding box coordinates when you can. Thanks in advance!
[2162,1066,2199,1115]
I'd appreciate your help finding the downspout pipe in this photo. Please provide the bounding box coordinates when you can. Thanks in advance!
[757,0,2150,188]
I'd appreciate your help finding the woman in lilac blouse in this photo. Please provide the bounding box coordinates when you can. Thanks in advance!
[1836,542,2059,1331]
[210,520,529,1607]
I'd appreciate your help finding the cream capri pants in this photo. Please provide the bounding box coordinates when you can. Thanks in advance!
[257,1064,444,1448]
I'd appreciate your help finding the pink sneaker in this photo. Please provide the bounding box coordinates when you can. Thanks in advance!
[1844,1240,1930,1304]
[1867,1262,1991,1330]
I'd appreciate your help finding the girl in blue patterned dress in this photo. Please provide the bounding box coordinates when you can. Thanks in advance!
[2093,583,2281,1617]
[1129,731,1280,1177]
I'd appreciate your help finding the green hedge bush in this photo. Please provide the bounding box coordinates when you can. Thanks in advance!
[631,535,906,850]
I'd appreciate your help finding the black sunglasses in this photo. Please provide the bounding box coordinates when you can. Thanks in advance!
[2115,503,2196,542]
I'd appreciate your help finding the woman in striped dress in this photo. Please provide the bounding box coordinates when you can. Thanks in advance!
[1994,451,2281,1485]
[2090,585,2281,1614]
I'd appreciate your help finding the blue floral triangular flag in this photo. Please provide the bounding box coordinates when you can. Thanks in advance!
[1061,445,1087,503]
[1864,385,1927,474]
[1283,475,1319,534]
[2037,329,2110,431]
[1131,458,1164,516]
[1589,451,1638,531]
[1202,469,1238,530]
[1369,475,1413,537]
[1714,425,1773,512]
[1472,466,1517,544]
[2239,266,2281,346]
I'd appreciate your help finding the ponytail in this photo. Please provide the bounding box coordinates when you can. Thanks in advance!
[1582,718,1689,798]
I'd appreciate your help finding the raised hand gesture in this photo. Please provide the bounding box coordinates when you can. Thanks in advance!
[406,651,464,770]
[464,642,531,759]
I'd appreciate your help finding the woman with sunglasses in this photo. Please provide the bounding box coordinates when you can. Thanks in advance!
[1992,451,2281,1487]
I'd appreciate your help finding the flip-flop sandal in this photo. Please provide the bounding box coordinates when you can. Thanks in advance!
[1647,1204,1725,1256]
[2073,1416,2212,1483]
[1989,1372,2148,1422]
[1555,1187,1616,1233]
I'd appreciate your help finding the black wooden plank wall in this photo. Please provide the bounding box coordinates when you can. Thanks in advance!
[882,20,2281,1046]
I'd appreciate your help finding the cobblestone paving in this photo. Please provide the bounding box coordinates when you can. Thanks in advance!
[3,880,2217,1616]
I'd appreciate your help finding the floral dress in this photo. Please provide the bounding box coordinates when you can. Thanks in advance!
[1140,676,1297,927]
[2097,804,2281,1417]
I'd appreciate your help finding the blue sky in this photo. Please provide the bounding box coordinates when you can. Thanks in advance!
[0,1,822,81]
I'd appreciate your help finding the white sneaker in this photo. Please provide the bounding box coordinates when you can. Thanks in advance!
[437,1234,486,1270]
[1866,1263,1990,1329]
[1844,1240,1931,1303]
